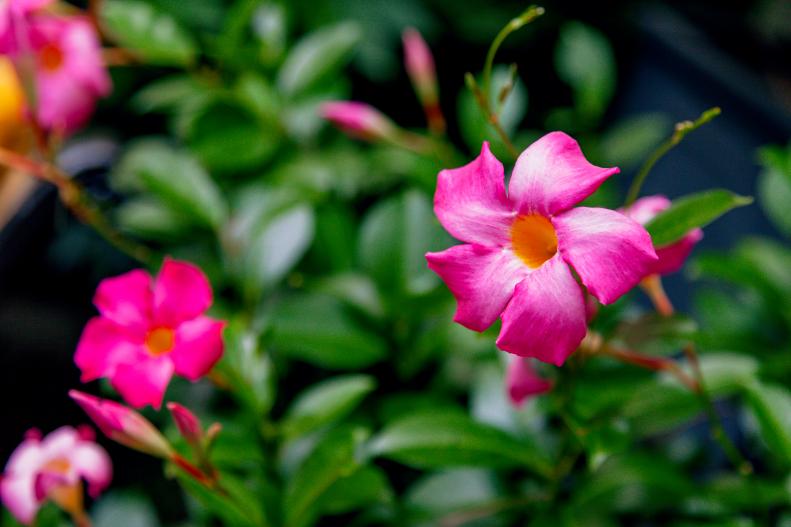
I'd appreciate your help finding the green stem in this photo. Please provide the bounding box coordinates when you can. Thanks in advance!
[624,107,721,206]
[482,5,544,99]
[682,344,753,476]
[465,73,519,160]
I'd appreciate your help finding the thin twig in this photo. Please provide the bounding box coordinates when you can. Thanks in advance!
[601,343,699,392]
[624,107,721,206]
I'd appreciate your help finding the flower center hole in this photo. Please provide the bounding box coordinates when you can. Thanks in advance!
[145,327,175,356]
[511,214,558,268]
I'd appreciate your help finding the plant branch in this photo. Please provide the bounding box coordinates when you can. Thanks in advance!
[625,107,721,206]
[600,343,699,392]
[465,73,519,160]
[0,147,155,266]
[482,5,544,98]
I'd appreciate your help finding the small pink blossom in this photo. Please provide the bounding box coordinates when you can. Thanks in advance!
[75,258,226,409]
[320,101,396,141]
[402,28,438,102]
[0,426,111,525]
[622,195,703,275]
[167,402,203,448]
[506,358,552,406]
[69,390,173,459]
[27,15,111,134]
[426,134,657,365]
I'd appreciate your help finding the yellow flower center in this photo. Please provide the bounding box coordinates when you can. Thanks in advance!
[145,327,175,356]
[38,43,64,72]
[43,458,71,474]
[510,214,558,268]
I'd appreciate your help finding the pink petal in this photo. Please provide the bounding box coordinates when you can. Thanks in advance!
[1,473,39,525]
[496,256,587,366]
[153,258,213,327]
[434,142,515,246]
[623,195,671,225]
[111,358,175,409]
[169,316,225,381]
[652,228,703,275]
[426,244,528,332]
[506,358,553,406]
[70,443,112,498]
[33,471,68,502]
[553,207,657,304]
[3,437,43,479]
[74,317,147,382]
[508,132,619,216]
[93,269,153,335]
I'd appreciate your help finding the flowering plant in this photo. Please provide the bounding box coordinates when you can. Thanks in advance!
[1,1,789,526]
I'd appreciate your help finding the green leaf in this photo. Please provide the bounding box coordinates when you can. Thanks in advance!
[358,190,447,302]
[102,0,198,65]
[745,381,791,464]
[115,197,195,242]
[284,426,369,527]
[113,140,227,229]
[555,21,616,121]
[645,190,752,247]
[218,321,276,416]
[317,465,393,515]
[281,375,376,438]
[277,22,361,98]
[404,468,502,522]
[93,492,160,527]
[131,75,207,114]
[176,472,259,527]
[758,160,791,237]
[599,114,670,169]
[187,99,279,173]
[368,411,552,475]
[268,293,388,369]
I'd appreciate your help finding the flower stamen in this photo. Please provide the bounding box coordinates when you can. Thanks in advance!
[511,214,558,268]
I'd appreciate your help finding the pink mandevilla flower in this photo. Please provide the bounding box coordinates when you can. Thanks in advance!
[0,426,111,525]
[75,258,226,409]
[0,0,52,53]
[506,358,552,407]
[320,101,396,141]
[622,195,703,276]
[425,133,657,365]
[27,15,111,134]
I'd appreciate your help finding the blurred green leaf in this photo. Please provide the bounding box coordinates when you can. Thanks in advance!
[646,190,752,247]
[555,21,615,122]
[745,381,791,465]
[284,426,368,527]
[369,411,552,475]
[187,99,280,173]
[93,492,160,527]
[115,197,195,241]
[112,140,227,229]
[131,74,208,114]
[281,374,376,438]
[758,148,791,237]
[599,114,670,169]
[312,273,386,319]
[277,22,361,98]
[219,321,276,416]
[317,465,393,515]
[176,471,262,527]
[358,190,447,302]
[269,293,388,369]
[102,0,198,65]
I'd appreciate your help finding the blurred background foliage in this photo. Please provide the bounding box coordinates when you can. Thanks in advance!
[1,0,791,526]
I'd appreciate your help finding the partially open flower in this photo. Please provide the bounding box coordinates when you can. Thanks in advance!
[426,134,657,365]
[0,426,111,525]
[75,258,226,409]
[69,390,173,459]
[506,358,552,407]
[167,402,203,448]
[622,195,703,276]
[402,28,444,133]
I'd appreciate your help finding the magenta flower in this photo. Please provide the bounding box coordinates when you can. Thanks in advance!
[320,101,396,141]
[74,258,226,409]
[167,402,203,448]
[69,390,174,458]
[0,0,52,54]
[426,134,657,365]
[506,358,552,406]
[26,15,111,134]
[0,426,111,525]
[622,195,703,276]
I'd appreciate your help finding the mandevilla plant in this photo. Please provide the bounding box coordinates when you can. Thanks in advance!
[0,1,788,526]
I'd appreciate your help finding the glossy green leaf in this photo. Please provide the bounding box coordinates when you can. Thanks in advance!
[93,492,160,527]
[115,197,194,241]
[277,22,361,98]
[269,293,388,369]
[758,158,791,237]
[102,0,198,65]
[368,411,552,475]
[281,375,376,438]
[317,465,393,515]
[645,190,752,247]
[745,381,791,464]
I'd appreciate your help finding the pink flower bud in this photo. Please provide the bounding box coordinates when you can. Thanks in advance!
[167,402,203,447]
[69,390,173,459]
[506,358,553,407]
[402,28,438,104]
[319,101,396,142]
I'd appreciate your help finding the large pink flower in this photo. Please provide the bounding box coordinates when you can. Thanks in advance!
[0,426,111,525]
[622,195,703,276]
[75,258,226,409]
[425,133,657,365]
[27,15,111,134]
[0,0,52,53]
